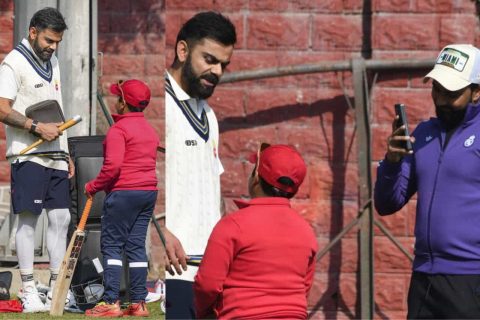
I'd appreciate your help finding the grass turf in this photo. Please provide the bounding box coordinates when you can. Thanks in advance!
[0,300,164,319]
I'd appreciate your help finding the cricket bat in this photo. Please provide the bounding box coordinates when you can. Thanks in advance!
[20,115,82,155]
[50,196,93,316]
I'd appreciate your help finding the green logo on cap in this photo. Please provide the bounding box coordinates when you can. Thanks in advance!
[437,48,469,72]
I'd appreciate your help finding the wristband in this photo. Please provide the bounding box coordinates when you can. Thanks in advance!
[29,120,39,134]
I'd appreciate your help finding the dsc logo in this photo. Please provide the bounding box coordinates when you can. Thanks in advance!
[185,140,198,146]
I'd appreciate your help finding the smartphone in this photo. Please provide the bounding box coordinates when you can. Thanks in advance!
[394,103,413,152]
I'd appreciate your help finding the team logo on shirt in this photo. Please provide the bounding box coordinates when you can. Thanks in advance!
[34,83,43,88]
[425,135,433,142]
[464,135,475,147]
[55,79,59,91]
[185,140,198,146]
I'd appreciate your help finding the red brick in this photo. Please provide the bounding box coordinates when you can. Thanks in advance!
[373,15,438,50]
[315,237,359,273]
[0,0,13,11]
[0,34,12,53]
[309,161,358,201]
[372,88,434,126]
[371,125,391,161]
[439,16,476,47]
[0,160,9,183]
[144,76,164,98]
[98,0,130,11]
[308,272,357,312]
[247,14,309,50]
[102,54,146,75]
[145,54,163,76]
[166,0,247,11]
[374,237,413,273]
[209,87,245,121]
[98,13,111,33]
[250,0,342,12]
[374,209,408,237]
[0,123,5,139]
[312,15,362,51]
[0,14,13,32]
[220,159,249,198]
[245,87,304,120]
[343,0,363,11]
[277,123,357,164]
[374,0,412,12]
[131,0,162,12]
[110,13,148,33]
[144,98,163,119]
[374,273,408,311]
[98,34,162,56]
[147,10,163,34]
[219,125,277,160]
[374,71,410,88]
[293,199,358,237]
[414,2,475,13]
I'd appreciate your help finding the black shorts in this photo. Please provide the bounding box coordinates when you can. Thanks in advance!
[11,161,70,215]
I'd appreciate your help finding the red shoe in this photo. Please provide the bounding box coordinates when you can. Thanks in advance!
[123,301,149,317]
[85,301,123,318]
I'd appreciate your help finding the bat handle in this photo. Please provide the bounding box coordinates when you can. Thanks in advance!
[18,115,82,155]
[77,197,93,232]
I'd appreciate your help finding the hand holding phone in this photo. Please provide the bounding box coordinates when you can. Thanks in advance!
[394,103,413,152]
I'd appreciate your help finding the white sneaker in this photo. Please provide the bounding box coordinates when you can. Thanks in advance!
[18,287,47,313]
[44,290,52,311]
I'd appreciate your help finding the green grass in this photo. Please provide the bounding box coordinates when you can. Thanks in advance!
[0,300,164,319]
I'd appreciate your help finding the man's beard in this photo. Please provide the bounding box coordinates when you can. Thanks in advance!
[181,56,219,99]
[435,104,467,131]
[32,38,54,62]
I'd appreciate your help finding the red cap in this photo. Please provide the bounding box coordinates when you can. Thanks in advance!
[249,144,307,194]
[110,79,151,108]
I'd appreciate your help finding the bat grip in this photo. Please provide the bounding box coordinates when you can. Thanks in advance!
[77,197,93,232]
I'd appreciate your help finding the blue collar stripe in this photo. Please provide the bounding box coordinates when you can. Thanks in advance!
[165,76,209,142]
[14,43,53,82]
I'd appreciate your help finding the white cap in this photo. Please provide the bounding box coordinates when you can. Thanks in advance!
[424,44,480,91]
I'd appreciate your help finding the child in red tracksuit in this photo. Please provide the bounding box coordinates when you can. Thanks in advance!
[194,144,318,319]
[84,79,159,318]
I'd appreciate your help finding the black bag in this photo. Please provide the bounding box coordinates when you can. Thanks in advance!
[25,100,65,123]
[0,271,12,300]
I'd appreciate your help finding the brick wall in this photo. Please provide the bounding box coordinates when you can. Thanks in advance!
[166,0,479,318]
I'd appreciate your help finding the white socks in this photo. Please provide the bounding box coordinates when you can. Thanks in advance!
[16,209,70,290]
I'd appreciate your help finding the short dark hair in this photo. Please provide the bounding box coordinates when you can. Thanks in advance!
[29,7,68,33]
[174,11,236,62]
[259,176,295,199]
[127,105,144,113]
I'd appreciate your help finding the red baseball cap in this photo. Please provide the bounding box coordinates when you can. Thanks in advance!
[110,79,151,108]
[249,144,307,194]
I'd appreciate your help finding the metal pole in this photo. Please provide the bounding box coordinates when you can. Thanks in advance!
[220,59,434,84]
[352,58,374,319]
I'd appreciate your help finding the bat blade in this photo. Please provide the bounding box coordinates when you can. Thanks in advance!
[49,230,85,316]
[50,197,92,316]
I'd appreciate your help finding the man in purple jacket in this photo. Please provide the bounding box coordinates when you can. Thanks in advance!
[375,44,480,319]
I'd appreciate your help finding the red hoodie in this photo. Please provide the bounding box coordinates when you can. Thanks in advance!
[194,197,318,319]
[85,112,159,194]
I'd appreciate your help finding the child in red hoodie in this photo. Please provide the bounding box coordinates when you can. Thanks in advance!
[84,79,159,318]
[194,144,318,319]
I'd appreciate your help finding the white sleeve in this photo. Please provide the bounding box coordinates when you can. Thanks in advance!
[0,64,18,100]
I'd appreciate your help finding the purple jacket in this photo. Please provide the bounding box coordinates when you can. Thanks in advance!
[375,103,480,274]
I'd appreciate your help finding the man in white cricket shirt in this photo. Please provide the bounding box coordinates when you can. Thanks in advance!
[164,11,236,319]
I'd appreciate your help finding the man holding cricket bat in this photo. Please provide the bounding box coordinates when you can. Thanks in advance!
[0,7,74,313]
